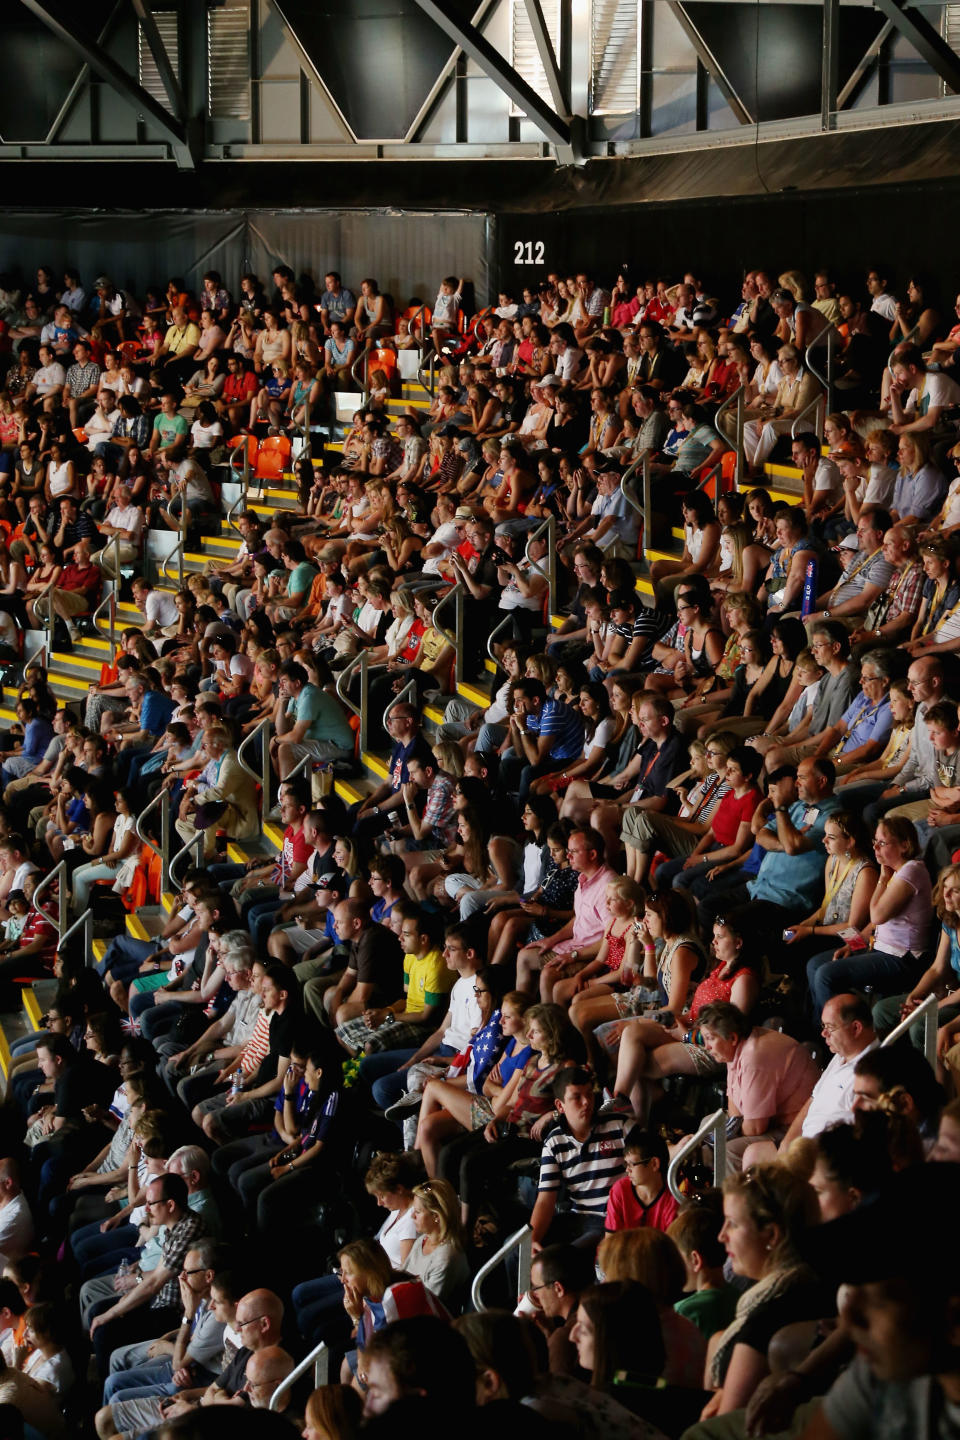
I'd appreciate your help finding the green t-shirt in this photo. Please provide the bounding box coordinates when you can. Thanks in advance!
[292,683,354,751]
[153,412,189,448]
[674,1286,739,1339]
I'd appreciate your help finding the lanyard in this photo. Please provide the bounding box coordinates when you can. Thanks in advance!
[830,546,881,601]
[823,856,855,913]
[923,580,948,635]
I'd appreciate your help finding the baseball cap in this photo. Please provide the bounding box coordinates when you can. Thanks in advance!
[94,275,113,290]
[830,441,864,462]
[540,374,561,388]
[315,870,349,899]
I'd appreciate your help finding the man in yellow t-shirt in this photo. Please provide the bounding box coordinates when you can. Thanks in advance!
[335,909,452,1056]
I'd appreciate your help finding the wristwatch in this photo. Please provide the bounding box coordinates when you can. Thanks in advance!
[570,949,579,962]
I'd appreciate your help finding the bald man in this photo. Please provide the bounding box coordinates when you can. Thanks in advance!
[159,1288,284,1416]
[240,1345,296,1412]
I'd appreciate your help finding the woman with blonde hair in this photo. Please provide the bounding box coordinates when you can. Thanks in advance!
[891,429,947,528]
[406,1178,469,1303]
[431,740,465,779]
[702,1164,823,1418]
[711,522,768,597]
[596,1227,706,1389]
[777,269,810,302]
[542,873,645,1007]
[875,860,960,1055]
[525,651,556,689]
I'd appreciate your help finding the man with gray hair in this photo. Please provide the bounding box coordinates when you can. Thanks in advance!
[163,933,261,1111]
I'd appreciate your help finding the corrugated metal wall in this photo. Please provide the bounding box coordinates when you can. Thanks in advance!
[0,209,491,309]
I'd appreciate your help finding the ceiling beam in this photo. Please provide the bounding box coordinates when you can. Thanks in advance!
[268,0,358,143]
[836,17,894,110]
[411,0,571,149]
[872,0,960,94]
[405,0,500,144]
[665,1,753,125]
[522,0,568,117]
[18,0,196,166]
[130,0,186,122]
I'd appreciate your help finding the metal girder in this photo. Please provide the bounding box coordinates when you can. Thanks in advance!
[410,0,571,149]
[522,0,568,117]
[665,1,753,126]
[873,0,960,95]
[836,17,894,110]
[821,0,839,129]
[18,0,197,166]
[45,0,125,144]
[268,0,358,143]
[130,0,186,122]
[405,0,500,144]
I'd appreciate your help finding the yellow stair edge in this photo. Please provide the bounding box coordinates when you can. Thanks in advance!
[92,938,107,964]
[671,526,685,541]
[360,752,390,780]
[386,398,431,410]
[126,913,150,941]
[550,614,566,630]
[0,708,17,723]
[226,842,249,864]
[203,535,241,550]
[335,778,363,804]
[456,681,490,706]
[72,635,111,653]
[22,988,43,1032]
[326,441,344,453]
[763,462,803,480]
[262,823,285,848]
[161,892,176,913]
[45,673,91,693]
[646,547,680,563]
[50,650,103,672]
[423,705,445,725]
[483,658,497,675]
[635,577,654,597]
[0,1025,11,1080]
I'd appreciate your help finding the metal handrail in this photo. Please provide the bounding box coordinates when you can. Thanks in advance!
[135,785,171,896]
[696,457,723,498]
[417,348,438,400]
[23,639,48,682]
[790,390,826,440]
[92,588,118,663]
[432,581,464,685]
[334,649,368,757]
[805,326,838,417]
[714,384,745,488]
[57,907,93,963]
[881,991,938,1071]
[667,1107,727,1201]
[226,440,252,533]
[350,347,369,404]
[523,512,557,617]
[237,715,272,815]
[485,613,514,668]
[159,537,185,586]
[31,858,66,936]
[887,320,920,374]
[269,1340,328,1412]
[471,1224,533,1312]
[168,830,204,891]
[619,450,650,562]
[383,677,418,731]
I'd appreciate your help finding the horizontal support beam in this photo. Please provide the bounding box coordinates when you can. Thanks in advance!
[873,0,960,94]
[18,0,195,165]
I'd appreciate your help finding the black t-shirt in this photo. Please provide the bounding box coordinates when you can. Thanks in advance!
[54,1052,115,1119]
[470,545,502,609]
[215,1344,251,1393]
[253,1004,299,1089]
[350,925,404,1007]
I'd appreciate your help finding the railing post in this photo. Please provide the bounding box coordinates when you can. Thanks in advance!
[666,1108,727,1201]
[269,1341,328,1413]
[357,648,369,756]
[159,787,171,895]
[734,388,745,488]
[454,582,464,685]
[471,1224,533,1312]
[261,718,271,817]
[642,453,652,563]
[178,497,187,589]
[881,991,938,1072]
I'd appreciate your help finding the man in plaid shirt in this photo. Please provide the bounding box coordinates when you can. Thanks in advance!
[89,1173,205,1373]
[850,524,923,649]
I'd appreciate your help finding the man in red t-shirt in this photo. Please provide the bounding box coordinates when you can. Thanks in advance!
[604,1126,679,1234]
[0,884,57,1007]
[41,536,102,639]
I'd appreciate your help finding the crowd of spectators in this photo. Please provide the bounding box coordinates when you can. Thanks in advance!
[0,257,955,1440]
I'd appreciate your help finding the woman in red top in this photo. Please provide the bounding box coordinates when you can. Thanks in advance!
[601,911,762,1121]
[659,744,763,891]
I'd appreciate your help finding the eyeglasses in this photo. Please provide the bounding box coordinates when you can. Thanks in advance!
[473,986,489,996]
[238,1315,268,1329]
[181,1266,208,1277]
[821,1021,850,1036]
[528,1280,553,1293]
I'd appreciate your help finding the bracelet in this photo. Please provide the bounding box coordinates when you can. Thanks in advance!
[283,1093,295,1101]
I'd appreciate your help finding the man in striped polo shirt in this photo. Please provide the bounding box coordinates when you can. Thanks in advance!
[500,677,585,803]
[530,1068,626,1251]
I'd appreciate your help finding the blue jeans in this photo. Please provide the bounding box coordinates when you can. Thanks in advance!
[98,933,155,980]
[103,1359,173,1402]
[359,1044,456,1108]
[292,1274,348,1346]
[807,946,926,1021]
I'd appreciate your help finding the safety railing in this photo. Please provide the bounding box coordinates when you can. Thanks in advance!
[92,587,118,663]
[269,1340,328,1412]
[471,1223,533,1313]
[23,637,48,682]
[159,535,186,588]
[417,347,439,400]
[887,320,920,373]
[57,907,93,964]
[237,715,272,816]
[486,613,514,669]
[881,991,938,1071]
[714,385,745,488]
[350,348,370,405]
[696,457,723,500]
[334,649,369,757]
[32,858,67,936]
[805,326,838,417]
[168,830,204,892]
[135,785,171,896]
[790,390,826,440]
[433,581,465,686]
[383,676,418,732]
[619,450,649,562]
[524,512,557,618]
[226,439,252,533]
[667,1107,727,1201]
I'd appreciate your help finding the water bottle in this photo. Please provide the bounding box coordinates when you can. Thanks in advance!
[800,558,818,619]
[230,1072,243,1101]
[117,1259,131,1285]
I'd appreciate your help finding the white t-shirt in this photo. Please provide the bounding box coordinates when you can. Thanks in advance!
[906,371,960,415]
[33,362,65,395]
[802,1042,878,1138]
[23,1348,74,1396]
[0,1193,34,1264]
[191,419,223,449]
[106,504,144,542]
[813,457,843,495]
[143,590,178,627]
[555,347,584,382]
[859,463,897,508]
[441,972,483,1051]
[376,1204,418,1269]
[422,521,460,576]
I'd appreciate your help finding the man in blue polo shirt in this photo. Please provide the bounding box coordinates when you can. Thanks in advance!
[500,677,584,802]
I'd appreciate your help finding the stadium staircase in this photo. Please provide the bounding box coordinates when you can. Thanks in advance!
[0,376,810,1082]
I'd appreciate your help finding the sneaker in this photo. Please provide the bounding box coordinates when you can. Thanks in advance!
[402,1115,419,1151]
[599,1092,635,1119]
[66,620,80,641]
[384,1091,422,1121]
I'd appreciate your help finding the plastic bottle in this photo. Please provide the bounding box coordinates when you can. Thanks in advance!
[230,1072,243,1100]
